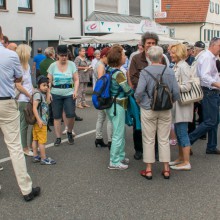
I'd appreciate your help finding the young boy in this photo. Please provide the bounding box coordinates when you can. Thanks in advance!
[32,75,56,165]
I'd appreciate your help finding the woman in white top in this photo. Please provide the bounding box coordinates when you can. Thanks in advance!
[16,44,34,156]
[91,50,100,89]
[169,43,194,171]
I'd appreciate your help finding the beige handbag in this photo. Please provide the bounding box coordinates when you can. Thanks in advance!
[179,76,203,105]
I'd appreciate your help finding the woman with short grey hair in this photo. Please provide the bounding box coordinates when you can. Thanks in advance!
[135,46,180,180]
[91,50,101,89]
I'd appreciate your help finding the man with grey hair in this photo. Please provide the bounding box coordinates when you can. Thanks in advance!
[0,26,40,201]
[188,41,206,138]
[189,37,220,154]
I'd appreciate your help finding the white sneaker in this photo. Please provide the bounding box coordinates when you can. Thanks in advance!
[170,163,191,171]
[120,158,129,164]
[62,128,67,135]
[63,128,76,137]
[108,162,128,170]
[24,150,34,157]
[72,129,76,137]
[169,161,183,166]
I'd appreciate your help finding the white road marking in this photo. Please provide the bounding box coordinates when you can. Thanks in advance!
[0,129,96,164]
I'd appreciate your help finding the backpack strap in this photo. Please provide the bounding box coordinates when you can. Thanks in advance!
[145,65,167,98]
[33,91,43,117]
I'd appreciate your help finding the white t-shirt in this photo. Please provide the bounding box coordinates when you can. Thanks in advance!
[17,65,33,102]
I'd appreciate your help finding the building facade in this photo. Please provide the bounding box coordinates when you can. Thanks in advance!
[0,0,82,54]
[155,0,220,43]
[83,0,169,36]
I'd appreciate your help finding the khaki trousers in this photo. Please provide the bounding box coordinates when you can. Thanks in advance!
[141,108,171,163]
[0,99,32,195]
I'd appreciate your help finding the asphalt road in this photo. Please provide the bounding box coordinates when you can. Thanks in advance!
[0,97,220,220]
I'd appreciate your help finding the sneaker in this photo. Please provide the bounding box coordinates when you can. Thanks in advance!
[32,155,41,163]
[108,162,128,170]
[23,187,41,202]
[54,138,61,146]
[0,166,3,171]
[63,129,76,137]
[120,158,129,164]
[62,128,67,135]
[72,129,76,137]
[67,132,74,145]
[24,150,34,157]
[169,139,177,146]
[40,157,56,165]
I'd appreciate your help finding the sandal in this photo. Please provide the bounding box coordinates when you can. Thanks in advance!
[77,104,84,109]
[82,104,90,108]
[140,170,152,180]
[162,170,170,179]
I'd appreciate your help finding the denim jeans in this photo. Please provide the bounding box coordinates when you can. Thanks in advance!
[189,89,220,151]
[175,122,191,147]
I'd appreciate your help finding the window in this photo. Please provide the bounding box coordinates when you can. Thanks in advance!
[208,29,211,41]
[0,0,6,9]
[55,0,72,17]
[129,0,140,15]
[204,29,206,41]
[210,1,214,13]
[18,0,32,11]
[215,3,219,14]
[95,0,118,13]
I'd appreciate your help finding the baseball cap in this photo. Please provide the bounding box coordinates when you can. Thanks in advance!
[37,75,49,85]
[194,41,205,49]
[100,47,111,58]
[57,45,68,55]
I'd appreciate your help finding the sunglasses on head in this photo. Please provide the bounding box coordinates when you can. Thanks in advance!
[59,54,68,57]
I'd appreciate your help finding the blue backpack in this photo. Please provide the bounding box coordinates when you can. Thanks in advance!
[92,67,119,114]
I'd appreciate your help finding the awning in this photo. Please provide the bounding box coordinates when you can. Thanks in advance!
[87,11,150,24]
[60,33,182,46]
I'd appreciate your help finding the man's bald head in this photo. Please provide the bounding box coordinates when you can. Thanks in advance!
[7,43,18,51]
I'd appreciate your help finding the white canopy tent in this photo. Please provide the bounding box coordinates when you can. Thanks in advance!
[60,33,182,46]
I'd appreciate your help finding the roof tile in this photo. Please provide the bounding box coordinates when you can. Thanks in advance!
[155,0,209,23]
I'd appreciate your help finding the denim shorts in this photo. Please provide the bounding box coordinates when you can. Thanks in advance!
[174,122,191,147]
[51,94,76,119]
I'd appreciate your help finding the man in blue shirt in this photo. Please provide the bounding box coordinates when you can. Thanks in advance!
[32,48,46,80]
[189,37,220,154]
[0,26,40,201]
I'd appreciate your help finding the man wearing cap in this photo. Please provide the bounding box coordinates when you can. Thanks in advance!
[188,41,206,138]
[0,26,40,201]
[183,42,195,66]
[189,37,220,154]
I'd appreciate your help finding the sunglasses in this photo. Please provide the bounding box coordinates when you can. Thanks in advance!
[59,54,68,57]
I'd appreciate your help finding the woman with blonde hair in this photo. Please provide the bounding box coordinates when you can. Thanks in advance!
[169,43,194,171]
[16,44,34,156]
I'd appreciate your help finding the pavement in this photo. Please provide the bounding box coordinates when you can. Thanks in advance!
[0,96,220,220]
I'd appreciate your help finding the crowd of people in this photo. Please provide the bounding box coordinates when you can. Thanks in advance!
[1,24,220,201]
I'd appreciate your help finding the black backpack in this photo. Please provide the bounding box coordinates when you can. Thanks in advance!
[145,66,173,111]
